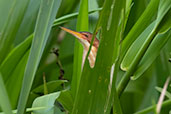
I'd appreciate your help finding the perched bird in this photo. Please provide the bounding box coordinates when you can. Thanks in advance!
[60,26,99,68]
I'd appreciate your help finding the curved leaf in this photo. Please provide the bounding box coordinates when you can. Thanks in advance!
[121,21,155,71]
[32,92,61,114]
[132,29,171,80]
[121,0,160,60]
[0,34,32,82]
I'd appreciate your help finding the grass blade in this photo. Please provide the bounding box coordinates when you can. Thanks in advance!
[0,73,13,114]
[0,34,32,82]
[0,0,30,64]
[117,0,171,96]
[121,0,160,60]
[71,0,89,97]
[17,0,61,113]
[134,100,171,114]
[6,51,29,108]
[14,0,40,45]
[53,8,102,27]
[132,29,171,80]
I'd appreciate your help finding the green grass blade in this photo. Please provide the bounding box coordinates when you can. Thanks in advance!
[53,8,102,27]
[117,0,171,97]
[155,86,171,99]
[0,0,30,64]
[0,0,13,32]
[121,0,160,60]
[132,29,171,80]
[14,0,40,45]
[0,73,13,114]
[155,0,171,28]
[121,21,155,71]
[6,51,29,108]
[0,34,31,108]
[158,9,171,34]
[72,0,125,113]
[71,0,89,97]
[32,80,67,94]
[0,107,46,114]
[16,0,61,114]
[134,99,171,114]
[0,34,32,82]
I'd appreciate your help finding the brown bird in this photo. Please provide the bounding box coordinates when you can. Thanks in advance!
[60,27,99,68]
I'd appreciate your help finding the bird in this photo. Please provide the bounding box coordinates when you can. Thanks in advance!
[60,26,99,68]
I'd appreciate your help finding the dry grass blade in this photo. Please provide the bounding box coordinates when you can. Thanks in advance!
[156,76,170,114]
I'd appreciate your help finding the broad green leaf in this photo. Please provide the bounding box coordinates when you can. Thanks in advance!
[0,73,13,114]
[57,90,74,112]
[0,0,30,64]
[0,34,32,82]
[121,0,159,60]
[72,0,125,113]
[17,0,61,114]
[32,92,61,114]
[71,0,89,97]
[32,80,68,94]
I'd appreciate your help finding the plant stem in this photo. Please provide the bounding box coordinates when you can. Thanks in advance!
[134,100,171,114]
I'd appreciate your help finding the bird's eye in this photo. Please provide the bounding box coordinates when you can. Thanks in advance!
[84,34,88,37]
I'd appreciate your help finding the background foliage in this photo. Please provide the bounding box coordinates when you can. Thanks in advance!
[0,0,170,114]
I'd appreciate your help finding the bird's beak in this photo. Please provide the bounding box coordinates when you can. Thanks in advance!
[60,26,84,40]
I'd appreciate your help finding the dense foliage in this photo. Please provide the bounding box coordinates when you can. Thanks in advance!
[0,0,170,114]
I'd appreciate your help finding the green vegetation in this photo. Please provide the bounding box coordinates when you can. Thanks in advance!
[0,0,170,114]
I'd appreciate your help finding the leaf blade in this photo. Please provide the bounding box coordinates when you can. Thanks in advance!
[16,0,61,113]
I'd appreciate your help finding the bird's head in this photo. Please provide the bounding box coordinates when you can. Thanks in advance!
[60,27,99,49]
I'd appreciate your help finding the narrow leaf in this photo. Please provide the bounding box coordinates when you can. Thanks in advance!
[17,0,61,114]
[71,0,89,97]
[0,0,30,64]
[121,0,159,60]
[0,73,13,114]
[32,80,67,94]
[0,34,32,82]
